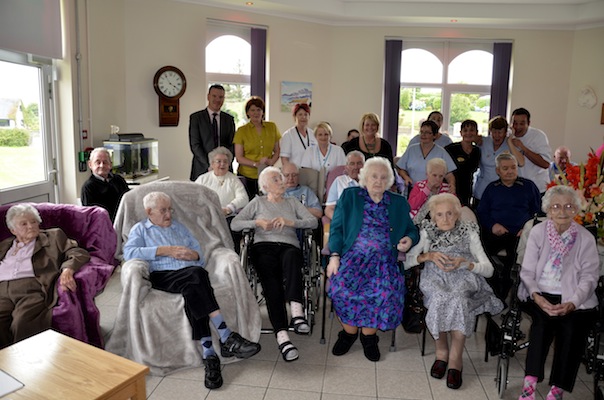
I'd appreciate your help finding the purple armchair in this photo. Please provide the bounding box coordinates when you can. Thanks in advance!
[0,203,117,348]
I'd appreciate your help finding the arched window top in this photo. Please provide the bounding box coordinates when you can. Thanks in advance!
[400,48,443,84]
[206,35,251,75]
[448,50,493,85]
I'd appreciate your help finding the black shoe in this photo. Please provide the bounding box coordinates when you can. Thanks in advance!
[203,355,223,389]
[430,360,448,379]
[359,333,380,362]
[446,369,463,389]
[332,330,358,356]
[220,332,261,359]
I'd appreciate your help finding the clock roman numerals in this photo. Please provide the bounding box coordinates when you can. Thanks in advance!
[153,66,186,126]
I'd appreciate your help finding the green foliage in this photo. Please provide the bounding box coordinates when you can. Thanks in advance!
[0,129,30,147]
[450,95,472,124]
[22,103,39,131]
[397,135,411,155]
[400,89,411,109]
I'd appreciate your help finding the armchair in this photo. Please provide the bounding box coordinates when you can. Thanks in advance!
[0,203,118,348]
[106,181,261,376]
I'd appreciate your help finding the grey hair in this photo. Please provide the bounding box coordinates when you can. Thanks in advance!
[358,157,394,189]
[426,157,447,175]
[495,152,517,168]
[89,147,111,161]
[208,146,234,165]
[542,185,581,213]
[258,166,285,195]
[346,150,365,163]
[427,193,462,220]
[6,204,42,231]
[143,191,171,210]
[282,162,299,173]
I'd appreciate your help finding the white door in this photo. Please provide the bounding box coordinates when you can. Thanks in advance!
[0,51,57,205]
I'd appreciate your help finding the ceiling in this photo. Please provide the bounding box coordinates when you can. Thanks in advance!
[180,0,604,29]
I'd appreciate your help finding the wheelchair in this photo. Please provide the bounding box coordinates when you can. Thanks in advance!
[239,227,322,335]
[492,216,604,399]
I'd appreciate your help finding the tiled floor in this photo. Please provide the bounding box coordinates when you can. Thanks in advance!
[96,268,597,400]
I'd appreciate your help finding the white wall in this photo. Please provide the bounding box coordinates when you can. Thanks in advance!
[62,0,604,204]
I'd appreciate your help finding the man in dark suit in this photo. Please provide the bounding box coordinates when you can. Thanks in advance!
[189,84,236,181]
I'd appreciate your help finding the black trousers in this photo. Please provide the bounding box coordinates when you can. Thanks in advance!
[238,174,258,200]
[524,293,597,392]
[150,266,220,340]
[482,231,519,302]
[251,242,304,333]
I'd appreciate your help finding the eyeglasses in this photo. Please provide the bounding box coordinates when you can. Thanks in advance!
[283,173,299,178]
[157,207,174,215]
[550,204,576,213]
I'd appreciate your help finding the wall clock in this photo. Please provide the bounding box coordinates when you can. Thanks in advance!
[153,66,187,126]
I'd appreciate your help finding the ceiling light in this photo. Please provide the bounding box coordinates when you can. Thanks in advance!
[245,2,253,5]
[450,19,458,23]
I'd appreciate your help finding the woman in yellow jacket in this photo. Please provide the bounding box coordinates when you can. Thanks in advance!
[234,96,281,198]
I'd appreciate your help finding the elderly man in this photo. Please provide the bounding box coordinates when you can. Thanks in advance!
[510,108,552,194]
[282,163,323,219]
[81,147,130,221]
[477,153,541,301]
[324,151,365,219]
[123,191,260,389]
[549,146,575,182]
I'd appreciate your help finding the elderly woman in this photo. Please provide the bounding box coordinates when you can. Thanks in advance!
[300,122,346,174]
[195,146,249,216]
[397,120,457,191]
[280,103,316,167]
[406,194,503,389]
[234,96,281,199]
[326,157,418,362]
[342,113,394,166]
[516,185,598,400]
[231,167,317,362]
[407,157,450,223]
[0,204,90,348]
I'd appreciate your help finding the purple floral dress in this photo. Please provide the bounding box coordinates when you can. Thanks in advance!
[328,190,404,330]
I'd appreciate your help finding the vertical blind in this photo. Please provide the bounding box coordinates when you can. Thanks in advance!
[0,0,63,59]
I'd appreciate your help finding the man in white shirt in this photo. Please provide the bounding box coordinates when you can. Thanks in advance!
[509,108,552,193]
[324,151,365,219]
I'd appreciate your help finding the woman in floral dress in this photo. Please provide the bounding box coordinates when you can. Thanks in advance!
[326,156,418,362]
[406,193,504,389]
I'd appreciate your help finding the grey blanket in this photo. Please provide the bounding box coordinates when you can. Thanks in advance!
[105,181,261,376]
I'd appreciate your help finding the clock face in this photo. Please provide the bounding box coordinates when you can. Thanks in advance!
[157,70,184,98]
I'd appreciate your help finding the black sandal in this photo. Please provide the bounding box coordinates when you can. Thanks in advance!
[290,316,311,335]
[278,341,299,362]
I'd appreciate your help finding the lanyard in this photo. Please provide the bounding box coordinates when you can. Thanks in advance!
[295,127,310,150]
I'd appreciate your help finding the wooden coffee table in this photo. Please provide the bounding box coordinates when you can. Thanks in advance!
[0,329,149,399]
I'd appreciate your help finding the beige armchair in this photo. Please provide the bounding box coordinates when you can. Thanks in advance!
[106,181,261,376]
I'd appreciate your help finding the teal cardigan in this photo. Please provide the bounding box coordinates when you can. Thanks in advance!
[328,187,419,259]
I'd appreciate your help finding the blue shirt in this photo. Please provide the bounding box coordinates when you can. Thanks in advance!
[123,219,205,273]
[284,185,322,211]
[473,136,512,200]
[477,177,541,235]
[397,143,457,184]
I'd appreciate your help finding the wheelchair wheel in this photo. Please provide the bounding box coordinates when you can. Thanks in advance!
[240,233,258,300]
[496,357,509,399]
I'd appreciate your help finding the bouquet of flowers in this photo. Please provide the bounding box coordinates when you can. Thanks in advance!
[547,150,604,225]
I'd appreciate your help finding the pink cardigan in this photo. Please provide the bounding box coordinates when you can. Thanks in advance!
[518,221,599,310]
[407,179,450,218]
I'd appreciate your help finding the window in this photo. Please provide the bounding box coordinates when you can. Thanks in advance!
[0,50,57,204]
[397,41,495,155]
[206,34,251,126]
